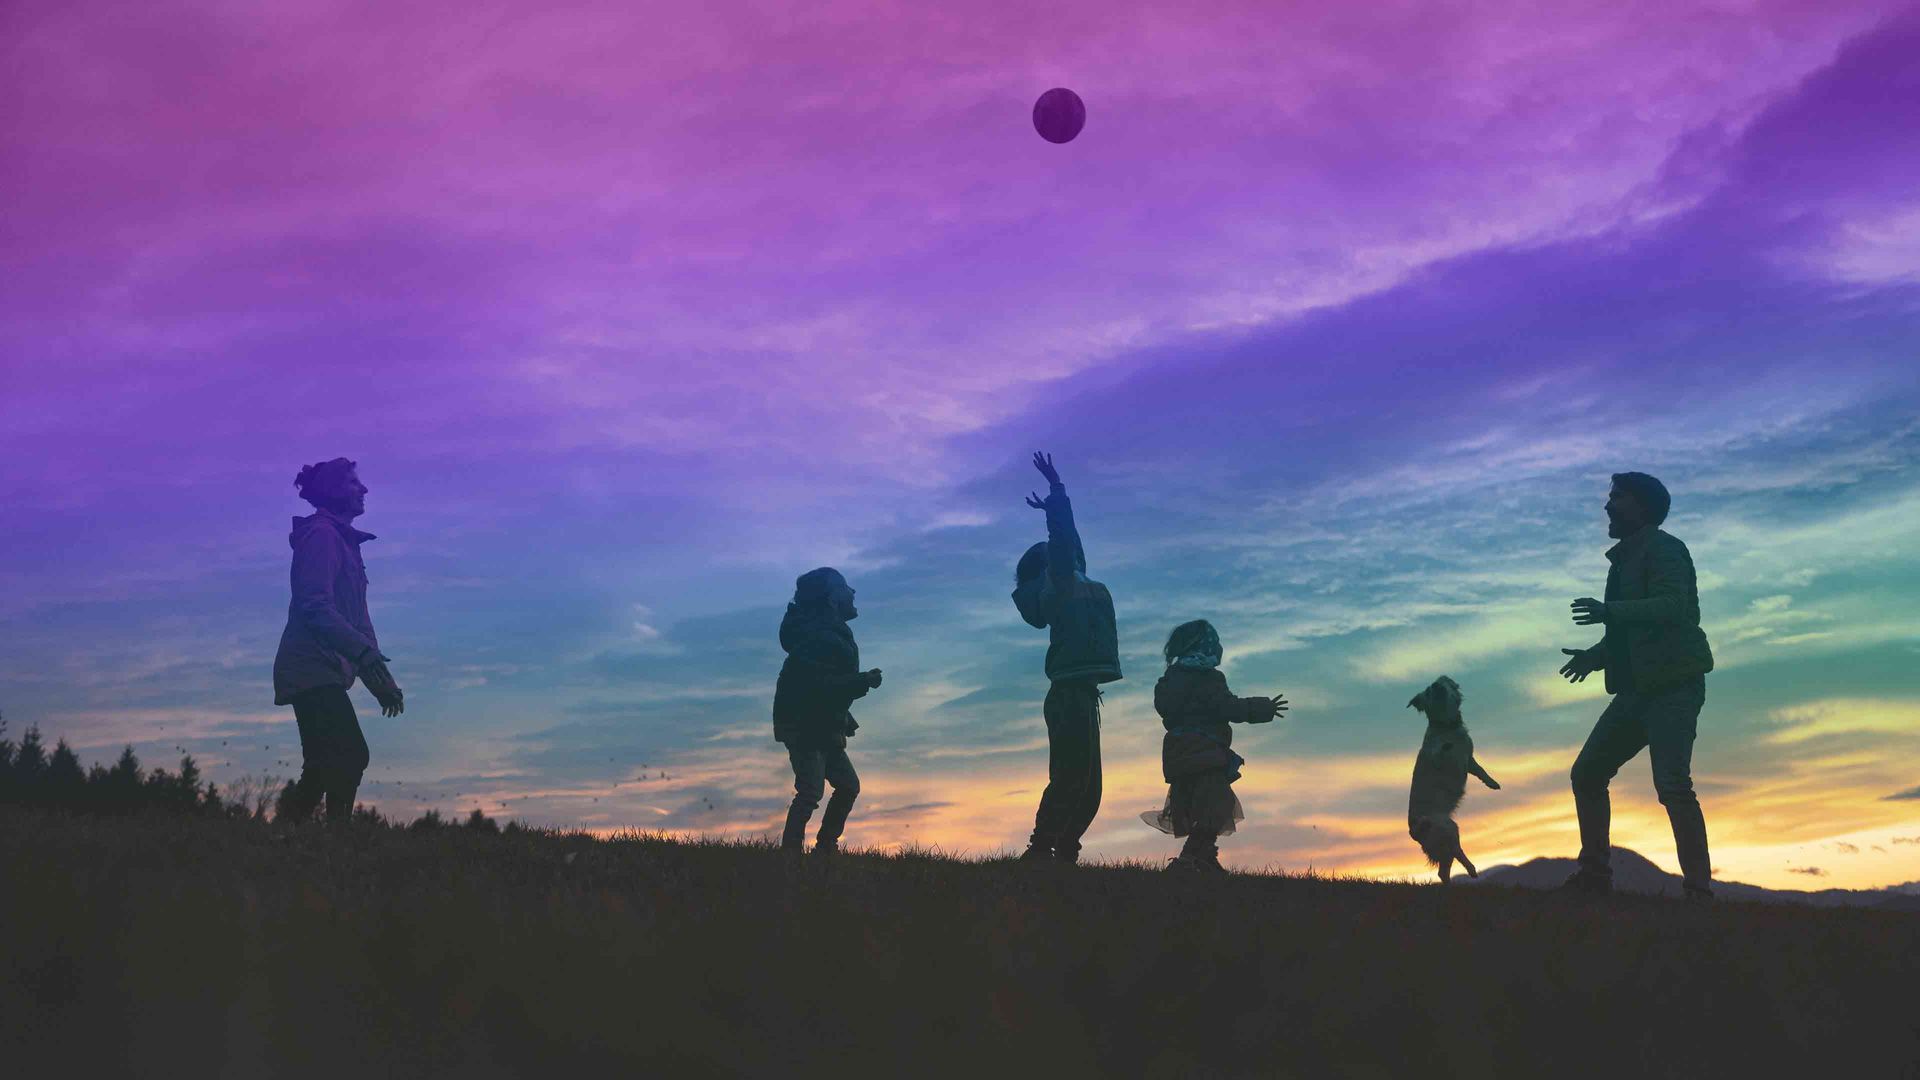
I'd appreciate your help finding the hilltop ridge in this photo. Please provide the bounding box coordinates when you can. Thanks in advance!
[1464,846,1920,909]
[4,807,1917,1078]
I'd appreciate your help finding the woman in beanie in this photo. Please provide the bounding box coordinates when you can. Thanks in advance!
[271,457,405,824]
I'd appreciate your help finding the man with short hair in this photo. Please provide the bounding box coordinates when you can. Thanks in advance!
[1557,472,1716,899]
[273,457,404,823]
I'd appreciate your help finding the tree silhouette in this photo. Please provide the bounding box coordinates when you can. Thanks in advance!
[47,740,86,808]
[0,712,15,803]
[0,719,512,832]
[13,726,48,797]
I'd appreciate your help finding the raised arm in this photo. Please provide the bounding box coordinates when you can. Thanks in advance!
[1025,451,1086,585]
[1603,537,1700,626]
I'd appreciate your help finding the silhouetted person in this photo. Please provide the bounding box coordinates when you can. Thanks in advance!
[1405,676,1500,883]
[1012,452,1122,865]
[772,567,882,860]
[1557,472,1716,899]
[1141,619,1286,873]
[272,458,403,824]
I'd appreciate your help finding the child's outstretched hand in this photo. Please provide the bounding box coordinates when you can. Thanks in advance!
[1254,695,1289,722]
[1031,451,1061,487]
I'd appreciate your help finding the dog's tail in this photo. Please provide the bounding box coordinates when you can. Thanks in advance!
[1410,815,1461,867]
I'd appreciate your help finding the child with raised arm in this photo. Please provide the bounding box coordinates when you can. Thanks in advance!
[1142,620,1287,873]
[1012,451,1122,865]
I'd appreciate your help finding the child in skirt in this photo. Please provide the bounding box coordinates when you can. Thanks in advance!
[1141,620,1288,873]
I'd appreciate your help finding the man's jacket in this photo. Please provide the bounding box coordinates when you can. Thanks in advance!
[1011,487,1122,685]
[1583,526,1715,696]
[273,511,382,705]
[772,604,869,749]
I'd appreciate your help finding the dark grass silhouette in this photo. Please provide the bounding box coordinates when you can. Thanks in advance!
[5,808,1919,1078]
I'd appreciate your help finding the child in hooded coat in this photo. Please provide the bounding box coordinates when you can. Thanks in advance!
[1143,620,1287,873]
[772,567,882,857]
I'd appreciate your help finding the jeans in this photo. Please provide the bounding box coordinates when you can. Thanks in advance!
[784,745,860,850]
[1032,680,1103,860]
[287,686,370,822]
[1570,677,1711,889]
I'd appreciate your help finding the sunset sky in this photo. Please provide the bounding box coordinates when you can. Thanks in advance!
[4,0,1918,890]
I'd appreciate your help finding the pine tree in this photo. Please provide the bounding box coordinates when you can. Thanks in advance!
[13,726,48,803]
[171,755,204,811]
[103,746,143,813]
[47,740,86,808]
[0,712,15,803]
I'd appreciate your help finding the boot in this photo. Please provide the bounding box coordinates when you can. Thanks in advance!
[1170,832,1225,874]
[1559,866,1614,895]
[781,802,811,854]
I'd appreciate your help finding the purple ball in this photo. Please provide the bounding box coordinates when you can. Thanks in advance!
[1033,87,1086,144]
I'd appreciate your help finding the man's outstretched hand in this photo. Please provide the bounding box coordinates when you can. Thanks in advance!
[864,668,884,689]
[1558,648,1601,683]
[1570,597,1608,626]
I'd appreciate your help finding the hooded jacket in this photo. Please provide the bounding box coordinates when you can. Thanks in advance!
[772,603,870,748]
[1011,486,1122,685]
[1154,665,1276,782]
[1578,526,1716,696]
[272,511,382,705]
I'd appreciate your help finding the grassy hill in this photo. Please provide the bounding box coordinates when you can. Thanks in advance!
[1467,847,1920,908]
[4,807,1918,1079]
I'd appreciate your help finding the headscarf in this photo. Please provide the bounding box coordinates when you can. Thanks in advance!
[1164,619,1223,670]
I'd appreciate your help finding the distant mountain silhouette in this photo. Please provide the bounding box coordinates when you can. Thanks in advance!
[1461,847,1920,910]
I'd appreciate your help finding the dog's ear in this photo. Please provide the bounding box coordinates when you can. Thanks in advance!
[1407,692,1425,712]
